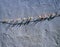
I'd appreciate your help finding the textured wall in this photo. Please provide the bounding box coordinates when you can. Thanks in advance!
[0,0,60,47]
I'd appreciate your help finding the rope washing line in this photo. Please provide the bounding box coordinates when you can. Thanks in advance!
[0,12,60,27]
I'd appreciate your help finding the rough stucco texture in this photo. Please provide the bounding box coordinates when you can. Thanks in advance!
[0,0,60,47]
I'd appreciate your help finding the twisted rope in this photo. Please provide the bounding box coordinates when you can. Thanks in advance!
[0,12,60,27]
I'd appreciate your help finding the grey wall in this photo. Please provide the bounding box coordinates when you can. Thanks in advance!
[0,0,60,47]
